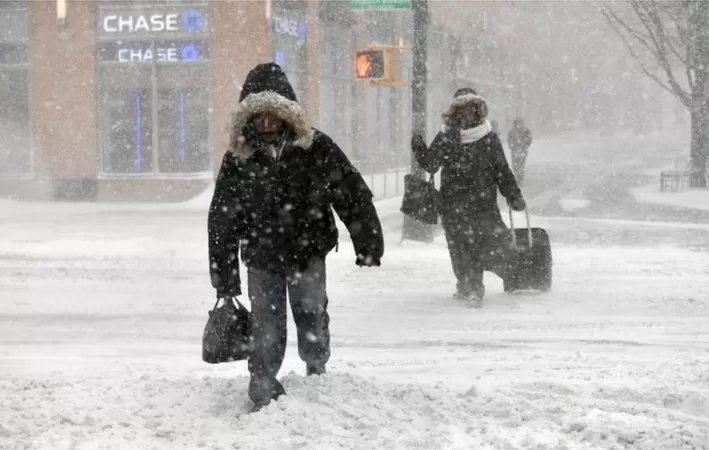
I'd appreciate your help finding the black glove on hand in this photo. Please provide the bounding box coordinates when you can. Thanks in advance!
[216,286,241,300]
[443,124,461,144]
[355,251,381,267]
[508,197,526,212]
[411,134,426,154]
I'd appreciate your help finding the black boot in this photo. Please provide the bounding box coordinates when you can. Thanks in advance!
[306,363,326,376]
[249,376,285,413]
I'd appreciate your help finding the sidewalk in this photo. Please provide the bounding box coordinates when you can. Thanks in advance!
[631,184,709,212]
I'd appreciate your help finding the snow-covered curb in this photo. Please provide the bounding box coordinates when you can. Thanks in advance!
[631,184,709,211]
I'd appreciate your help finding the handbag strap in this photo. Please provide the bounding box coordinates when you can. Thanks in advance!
[212,297,249,312]
[508,208,533,249]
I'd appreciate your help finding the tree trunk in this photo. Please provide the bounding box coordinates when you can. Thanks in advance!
[689,102,709,188]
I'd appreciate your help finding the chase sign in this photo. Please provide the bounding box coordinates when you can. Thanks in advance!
[99,7,207,37]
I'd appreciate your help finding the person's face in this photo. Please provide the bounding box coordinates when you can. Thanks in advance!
[455,103,481,128]
[253,112,283,135]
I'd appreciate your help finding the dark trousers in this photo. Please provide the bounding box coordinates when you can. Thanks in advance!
[247,258,330,404]
[442,212,513,296]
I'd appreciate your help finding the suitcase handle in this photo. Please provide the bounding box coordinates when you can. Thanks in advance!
[508,208,533,249]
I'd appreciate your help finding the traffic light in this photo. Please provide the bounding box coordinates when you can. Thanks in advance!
[355,49,385,79]
[355,46,410,87]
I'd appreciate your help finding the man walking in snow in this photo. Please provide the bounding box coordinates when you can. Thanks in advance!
[412,88,525,307]
[507,117,533,185]
[208,63,383,412]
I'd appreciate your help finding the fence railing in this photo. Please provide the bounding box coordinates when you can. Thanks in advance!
[359,167,408,199]
[350,154,408,199]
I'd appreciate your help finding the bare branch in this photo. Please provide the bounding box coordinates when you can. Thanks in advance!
[604,2,661,60]
[685,45,695,89]
[600,7,690,107]
[664,3,692,48]
[601,2,692,105]
[653,4,690,65]
[643,3,690,80]
[634,1,694,100]
[631,1,684,65]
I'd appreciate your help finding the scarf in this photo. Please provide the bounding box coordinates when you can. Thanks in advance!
[459,121,492,144]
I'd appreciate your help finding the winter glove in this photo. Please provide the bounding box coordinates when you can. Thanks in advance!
[356,254,381,267]
[411,133,427,154]
[442,123,461,144]
[507,196,526,212]
[355,245,382,267]
[216,286,242,299]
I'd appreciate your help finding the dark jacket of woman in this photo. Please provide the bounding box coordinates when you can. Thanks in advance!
[413,93,523,218]
[208,63,383,297]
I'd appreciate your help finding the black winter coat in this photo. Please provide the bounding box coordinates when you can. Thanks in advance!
[208,63,383,298]
[414,127,523,217]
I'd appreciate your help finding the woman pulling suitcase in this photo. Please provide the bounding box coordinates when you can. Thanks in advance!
[412,88,526,307]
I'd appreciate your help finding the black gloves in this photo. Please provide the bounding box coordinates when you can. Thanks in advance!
[355,247,382,267]
[411,134,426,154]
[216,286,241,299]
[508,197,526,212]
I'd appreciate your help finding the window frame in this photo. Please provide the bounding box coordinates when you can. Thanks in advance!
[0,3,33,179]
[95,2,212,179]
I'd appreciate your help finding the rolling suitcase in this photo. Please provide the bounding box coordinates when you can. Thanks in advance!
[503,209,552,292]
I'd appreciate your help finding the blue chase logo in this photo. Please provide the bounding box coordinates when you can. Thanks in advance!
[182,10,204,33]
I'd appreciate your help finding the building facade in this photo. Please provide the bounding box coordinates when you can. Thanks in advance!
[1,0,301,201]
[0,0,469,202]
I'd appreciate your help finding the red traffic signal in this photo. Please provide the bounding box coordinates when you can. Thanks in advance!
[355,49,385,79]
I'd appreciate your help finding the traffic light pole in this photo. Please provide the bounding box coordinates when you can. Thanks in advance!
[401,0,434,242]
[411,0,427,138]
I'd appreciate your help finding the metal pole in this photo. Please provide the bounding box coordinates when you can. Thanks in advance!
[411,0,427,151]
[401,0,434,242]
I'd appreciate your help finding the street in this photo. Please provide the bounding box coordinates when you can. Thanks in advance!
[1,183,708,448]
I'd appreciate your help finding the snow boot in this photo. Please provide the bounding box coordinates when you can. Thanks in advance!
[306,363,326,376]
[452,290,470,301]
[248,376,285,413]
[467,292,483,308]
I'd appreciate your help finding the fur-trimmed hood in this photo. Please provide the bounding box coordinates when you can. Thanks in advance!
[228,63,314,159]
[441,92,489,127]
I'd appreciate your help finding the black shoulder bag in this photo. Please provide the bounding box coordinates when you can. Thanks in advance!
[400,172,440,225]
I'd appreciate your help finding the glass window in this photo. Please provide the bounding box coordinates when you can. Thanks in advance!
[99,65,153,174]
[97,4,210,176]
[0,3,30,176]
[319,4,354,156]
[272,1,307,101]
[0,4,29,42]
[156,65,209,173]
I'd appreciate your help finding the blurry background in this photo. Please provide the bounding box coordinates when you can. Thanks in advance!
[0,0,685,201]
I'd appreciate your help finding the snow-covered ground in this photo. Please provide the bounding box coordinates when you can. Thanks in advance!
[2,193,709,449]
[2,130,709,449]
[632,184,709,212]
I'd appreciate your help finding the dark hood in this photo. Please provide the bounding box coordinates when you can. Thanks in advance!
[229,63,313,159]
[239,63,297,103]
[442,91,489,127]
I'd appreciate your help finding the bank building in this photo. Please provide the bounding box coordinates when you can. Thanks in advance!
[0,1,497,201]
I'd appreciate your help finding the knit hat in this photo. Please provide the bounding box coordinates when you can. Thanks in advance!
[453,87,478,98]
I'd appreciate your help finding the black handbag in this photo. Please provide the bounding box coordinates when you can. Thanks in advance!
[202,297,252,364]
[400,172,440,224]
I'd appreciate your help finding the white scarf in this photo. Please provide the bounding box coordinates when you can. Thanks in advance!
[459,120,492,144]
